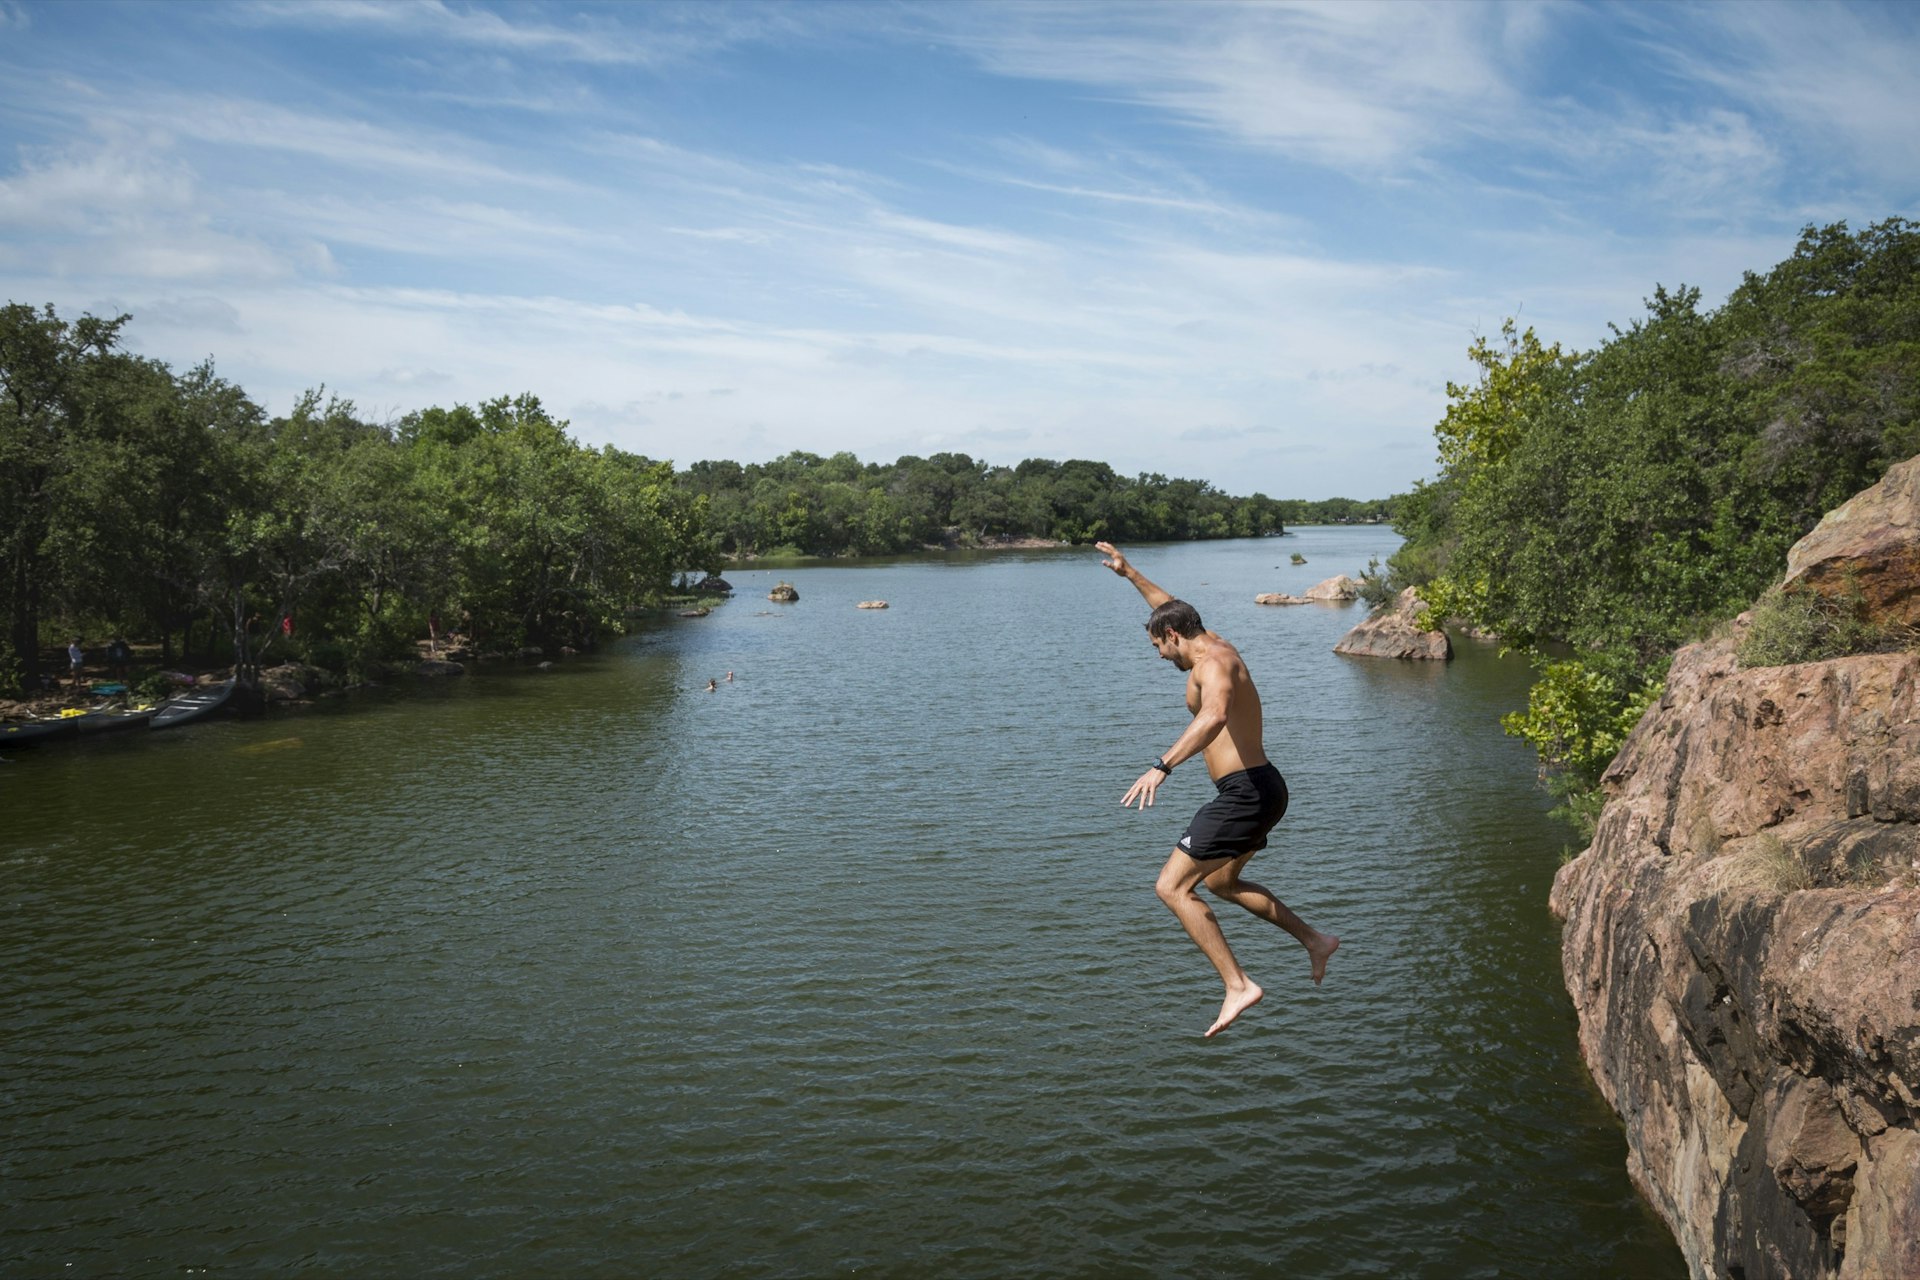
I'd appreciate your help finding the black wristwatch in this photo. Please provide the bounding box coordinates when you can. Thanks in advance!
[1151,758,1173,775]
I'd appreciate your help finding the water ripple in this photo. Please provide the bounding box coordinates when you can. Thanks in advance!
[1,536,1680,1277]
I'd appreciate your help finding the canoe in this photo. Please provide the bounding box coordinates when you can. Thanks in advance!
[72,706,155,734]
[151,679,237,730]
[0,718,79,748]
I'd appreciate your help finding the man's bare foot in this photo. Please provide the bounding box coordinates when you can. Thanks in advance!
[1307,934,1340,986]
[1205,982,1263,1037]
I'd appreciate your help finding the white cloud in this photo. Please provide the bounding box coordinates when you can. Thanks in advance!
[942,2,1525,174]
[0,134,194,229]
[159,96,569,190]
[231,0,804,69]
[865,210,1043,257]
[131,295,245,336]
[0,131,314,285]
[1661,3,1920,187]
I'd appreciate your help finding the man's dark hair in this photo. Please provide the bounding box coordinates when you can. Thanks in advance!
[1146,599,1205,640]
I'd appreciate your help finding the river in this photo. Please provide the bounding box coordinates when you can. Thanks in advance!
[0,527,1682,1276]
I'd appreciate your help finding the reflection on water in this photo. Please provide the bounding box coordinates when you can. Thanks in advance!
[0,530,1681,1277]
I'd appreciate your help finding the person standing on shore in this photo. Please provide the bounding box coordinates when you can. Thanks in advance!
[1097,541,1339,1036]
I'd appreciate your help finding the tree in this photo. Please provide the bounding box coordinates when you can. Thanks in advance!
[0,303,129,687]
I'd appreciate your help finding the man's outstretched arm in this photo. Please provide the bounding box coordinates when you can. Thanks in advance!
[1096,541,1174,609]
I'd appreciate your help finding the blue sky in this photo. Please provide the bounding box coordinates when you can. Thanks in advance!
[2,1,1916,498]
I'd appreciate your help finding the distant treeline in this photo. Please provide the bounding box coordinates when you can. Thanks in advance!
[1,301,1382,694]
[1274,496,1397,525]
[1383,218,1920,827]
[678,453,1304,556]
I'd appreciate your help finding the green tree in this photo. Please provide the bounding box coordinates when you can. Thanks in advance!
[0,303,129,687]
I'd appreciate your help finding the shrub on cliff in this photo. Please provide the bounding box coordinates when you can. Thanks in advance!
[1738,580,1918,668]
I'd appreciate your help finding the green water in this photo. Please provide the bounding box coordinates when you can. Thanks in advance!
[1,530,1682,1276]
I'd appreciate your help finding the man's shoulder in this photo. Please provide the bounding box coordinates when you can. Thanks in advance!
[1192,644,1243,681]
[1198,634,1246,663]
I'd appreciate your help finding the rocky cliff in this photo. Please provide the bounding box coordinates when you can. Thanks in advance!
[1551,457,1920,1280]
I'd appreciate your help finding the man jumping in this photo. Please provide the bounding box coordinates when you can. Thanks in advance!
[1098,541,1339,1037]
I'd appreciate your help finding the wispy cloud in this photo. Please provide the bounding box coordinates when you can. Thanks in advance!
[937,2,1525,174]
[0,133,195,229]
[1645,3,1920,186]
[231,0,802,69]
[161,95,573,190]
[1,0,1915,498]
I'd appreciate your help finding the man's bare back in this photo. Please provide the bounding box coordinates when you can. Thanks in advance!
[1098,541,1339,1036]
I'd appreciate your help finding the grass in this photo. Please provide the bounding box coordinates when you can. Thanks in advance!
[1712,832,1812,896]
[1843,845,1893,889]
[1737,579,1920,669]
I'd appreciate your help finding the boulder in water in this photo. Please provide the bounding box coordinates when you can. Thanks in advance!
[1305,574,1363,601]
[1333,587,1450,660]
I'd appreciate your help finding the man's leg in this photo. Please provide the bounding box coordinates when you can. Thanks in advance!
[1155,848,1262,1037]
[1204,853,1340,985]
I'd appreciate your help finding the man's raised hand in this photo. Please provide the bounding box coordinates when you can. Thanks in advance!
[1096,541,1129,576]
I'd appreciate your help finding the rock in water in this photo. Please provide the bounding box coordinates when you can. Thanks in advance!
[1332,587,1450,659]
[856,600,888,609]
[1254,593,1309,606]
[768,582,799,602]
[1304,574,1363,601]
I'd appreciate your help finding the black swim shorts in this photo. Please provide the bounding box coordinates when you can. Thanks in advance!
[1176,763,1289,862]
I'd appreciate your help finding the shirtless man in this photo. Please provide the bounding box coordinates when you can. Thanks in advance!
[1098,541,1339,1037]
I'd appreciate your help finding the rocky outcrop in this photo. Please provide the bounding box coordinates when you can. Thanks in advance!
[768,582,799,602]
[1551,457,1920,1280]
[856,600,888,609]
[1332,586,1451,660]
[1255,592,1310,606]
[1305,574,1364,601]
[1783,453,1920,627]
[414,659,464,677]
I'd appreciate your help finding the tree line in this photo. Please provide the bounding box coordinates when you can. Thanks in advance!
[677,452,1290,556]
[1383,218,1920,827]
[1,303,1337,696]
